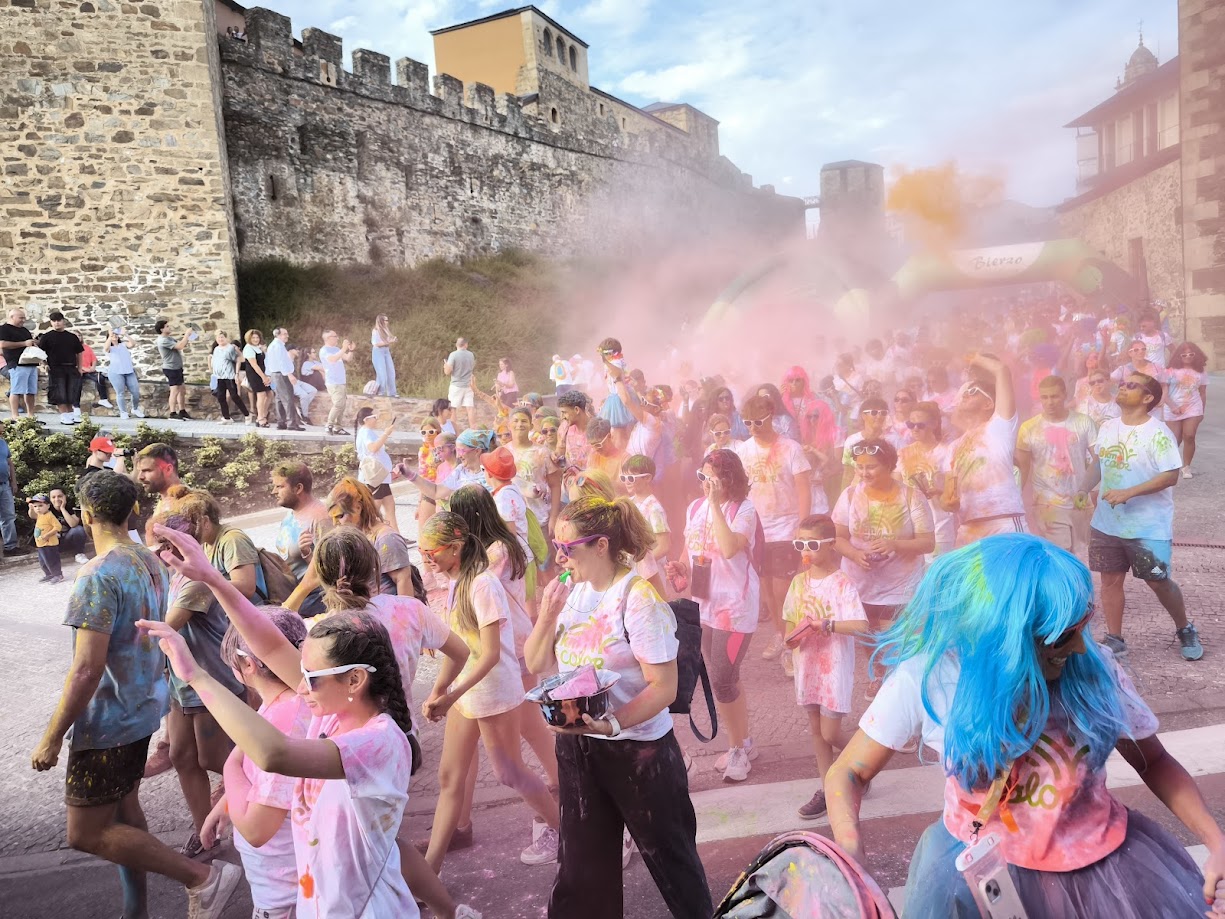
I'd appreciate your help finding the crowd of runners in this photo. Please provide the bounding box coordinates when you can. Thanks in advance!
[22,292,1225,918]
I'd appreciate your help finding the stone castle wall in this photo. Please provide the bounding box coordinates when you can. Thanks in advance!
[1058,159,1186,319]
[0,0,240,380]
[219,8,804,269]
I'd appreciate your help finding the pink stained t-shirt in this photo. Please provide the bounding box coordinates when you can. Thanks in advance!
[364,594,450,713]
[946,413,1024,522]
[781,568,866,713]
[487,540,533,660]
[735,436,812,541]
[682,497,760,633]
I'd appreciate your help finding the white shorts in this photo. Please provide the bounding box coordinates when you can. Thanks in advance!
[448,383,475,408]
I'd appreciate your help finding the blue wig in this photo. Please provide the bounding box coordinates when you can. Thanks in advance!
[873,533,1128,792]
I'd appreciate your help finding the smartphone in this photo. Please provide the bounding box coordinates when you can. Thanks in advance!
[956,833,1028,919]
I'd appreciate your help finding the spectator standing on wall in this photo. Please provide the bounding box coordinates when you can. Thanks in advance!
[1,306,38,421]
[209,332,247,425]
[265,327,304,431]
[105,325,145,420]
[320,329,354,436]
[371,314,398,398]
[444,337,476,432]
[39,311,84,426]
[154,319,192,420]
[75,334,112,413]
[241,330,273,428]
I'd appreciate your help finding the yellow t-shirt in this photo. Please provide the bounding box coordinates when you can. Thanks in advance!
[34,511,61,548]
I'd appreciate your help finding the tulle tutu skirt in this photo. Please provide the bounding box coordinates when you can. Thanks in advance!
[599,391,635,428]
[904,810,1206,918]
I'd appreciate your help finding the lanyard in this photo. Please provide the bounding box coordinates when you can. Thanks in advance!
[970,763,1019,842]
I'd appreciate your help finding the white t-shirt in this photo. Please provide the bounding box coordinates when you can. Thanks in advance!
[1090,416,1183,540]
[292,713,415,919]
[735,437,811,541]
[682,497,760,633]
[235,693,311,910]
[355,427,392,484]
[554,572,679,742]
[945,414,1024,521]
[832,483,933,606]
[365,594,450,713]
[509,443,556,524]
[488,540,533,660]
[625,412,662,462]
[319,345,346,385]
[632,493,669,583]
[446,571,522,719]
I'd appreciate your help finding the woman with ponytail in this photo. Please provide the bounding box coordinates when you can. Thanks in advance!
[825,534,1224,917]
[324,476,425,601]
[418,512,561,872]
[141,525,481,919]
[525,496,713,919]
[447,485,560,849]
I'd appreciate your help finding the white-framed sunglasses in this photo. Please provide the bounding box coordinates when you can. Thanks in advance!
[619,473,651,483]
[301,661,377,689]
[793,538,835,552]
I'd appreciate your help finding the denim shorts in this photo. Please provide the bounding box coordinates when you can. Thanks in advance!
[1088,527,1172,581]
[8,365,38,395]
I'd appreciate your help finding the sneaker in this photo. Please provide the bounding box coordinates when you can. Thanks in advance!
[782,648,795,677]
[520,825,559,865]
[455,907,483,919]
[60,415,75,425]
[74,553,89,565]
[119,412,130,420]
[1101,633,1128,656]
[96,398,113,409]
[715,737,759,771]
[186,861,243,919]
[47,575,64,584]
[244,415,255,426]
[144,739,173,778]
[797,789,828,820]
[73,407,82,420]
[722,745,751,783]
[622,827,636,868]
[38,574,51,583]
[133,408,146,418]
[761,632,784,661]
[180,410,193,420]
[1182,468,1193,479]
[181,832,219,861]
[1177,624,1203,661]
[333,427,351,436]
[218,418,232,425]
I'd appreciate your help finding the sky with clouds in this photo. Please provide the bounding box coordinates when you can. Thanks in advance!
[278,0,1179,209]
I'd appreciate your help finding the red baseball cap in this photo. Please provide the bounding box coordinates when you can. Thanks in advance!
[89,436,115,453]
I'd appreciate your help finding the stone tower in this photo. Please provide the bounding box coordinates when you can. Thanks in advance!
[0,0,239,378]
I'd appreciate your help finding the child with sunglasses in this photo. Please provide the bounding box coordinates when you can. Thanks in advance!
[782,514,869,821]
[621,454,671,595]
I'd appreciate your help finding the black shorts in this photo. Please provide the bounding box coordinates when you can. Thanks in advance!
[65,734,151,807]
[47,366,82,406]
[369,482,392,500]
[163,368,184,386]
[762,540,799,580]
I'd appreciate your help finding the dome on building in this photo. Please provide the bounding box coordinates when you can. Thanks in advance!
[1122,38,1159,86]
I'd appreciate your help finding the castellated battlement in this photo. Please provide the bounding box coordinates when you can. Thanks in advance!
[220,7,801,268]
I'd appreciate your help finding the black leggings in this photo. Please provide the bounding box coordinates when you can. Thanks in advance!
[214,379,248,419]
[550,731,712,919]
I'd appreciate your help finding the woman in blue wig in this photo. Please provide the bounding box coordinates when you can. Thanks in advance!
[826,533,1224,917]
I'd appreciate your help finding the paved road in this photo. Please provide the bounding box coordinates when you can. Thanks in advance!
[2,388,1223,917]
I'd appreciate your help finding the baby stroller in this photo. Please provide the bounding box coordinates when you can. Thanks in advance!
[714,831,897,919]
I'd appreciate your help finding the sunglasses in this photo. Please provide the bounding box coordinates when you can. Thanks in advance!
[861,409,887,417]
[419,545,453,560]
[964,385,993,401]
[745,418,770,428]
[541,426,559,434]
[420,428,439,435]
[588,438,608,450]
[905,421,928,430]
[552,534,606,557]
[851,444,882,456]
[793,538,835,552]
[1048,607,1094,649]
[1119,381,1144,390]
[695,470,720,483]
[709,428,731,438]
[619,473,651,483]
[300,661,377,690]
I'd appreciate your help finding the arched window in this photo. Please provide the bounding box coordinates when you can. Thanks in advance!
[542,28,553,57]
[569,46,577,70]
[550,107,560,125]
[556,37,565,60]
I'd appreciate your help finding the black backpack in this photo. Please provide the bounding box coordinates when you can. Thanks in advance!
[668,598,719,743]
[620,581,718,743]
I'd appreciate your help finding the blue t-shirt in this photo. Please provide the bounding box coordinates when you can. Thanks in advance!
[319,345,346,385]
[0,437,10,483]
[63,543,170,751]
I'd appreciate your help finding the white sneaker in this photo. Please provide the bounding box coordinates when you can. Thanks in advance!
[622,827,636,868]
[72,407,82,420]
[119,412,130,420]
[455,907,483,919]
[186,861,243,919]
[722,745,751,782]
[520,825,559,865]
[1183,468,1193,479]
[60,413,75,425]
[219,418,233,425]
[782,648,795,677]
[96,398,113,409]
[761,632,784,660]
[716,737,758,771]
[75,553,89,565]
[133,407,146,418]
